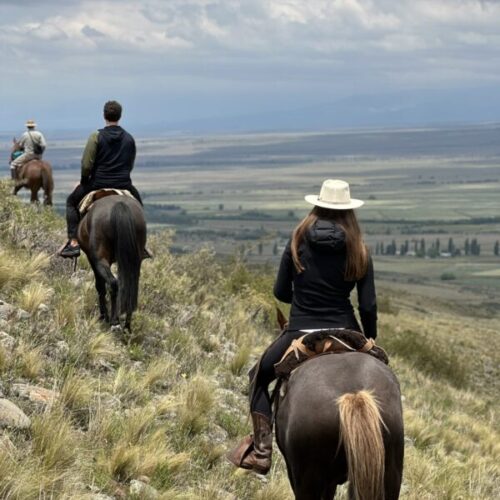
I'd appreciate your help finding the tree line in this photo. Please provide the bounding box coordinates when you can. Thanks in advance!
[374,238,500,257]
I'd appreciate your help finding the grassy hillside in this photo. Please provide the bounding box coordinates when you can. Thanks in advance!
[0,181,498,499]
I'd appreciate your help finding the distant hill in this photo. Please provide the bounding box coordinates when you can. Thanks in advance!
[134,87,500,134]
[2,87,500,136]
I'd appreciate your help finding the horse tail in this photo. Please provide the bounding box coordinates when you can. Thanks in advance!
[41,164,54,204]
[337,390,385,500]
[110,201,141,316]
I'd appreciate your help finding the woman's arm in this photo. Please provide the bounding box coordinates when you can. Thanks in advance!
[273,240,294,303]
[356,254,377,338]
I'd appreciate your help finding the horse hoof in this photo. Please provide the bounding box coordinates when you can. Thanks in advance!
[110,324,122,333]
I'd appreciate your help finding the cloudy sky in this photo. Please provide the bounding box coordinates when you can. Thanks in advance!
[1,0,500,132]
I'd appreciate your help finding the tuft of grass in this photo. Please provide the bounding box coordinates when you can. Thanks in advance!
[16,282,53,313]
[229,344,251,376]
[179,377,214,435]
[0,250,49,292]
[16,342,44,380]
[105,429,189,484]
[0,345,11,374]
[142,358,178,391]
[85,331,120,365]
[31,409,79,471]
[59,371,93,420]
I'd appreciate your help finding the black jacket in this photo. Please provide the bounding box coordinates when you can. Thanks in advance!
[273,219,377,338]
[81,126,136,189]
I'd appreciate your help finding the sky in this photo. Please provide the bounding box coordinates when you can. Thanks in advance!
[1,0,500,133]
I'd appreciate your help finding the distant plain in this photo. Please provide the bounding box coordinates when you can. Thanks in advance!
[2,124,499,307]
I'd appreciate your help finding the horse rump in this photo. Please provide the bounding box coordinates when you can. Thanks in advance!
[337,390,385,500]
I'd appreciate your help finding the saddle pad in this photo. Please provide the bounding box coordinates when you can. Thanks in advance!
[274,329,389,379]
[78,188,134,215]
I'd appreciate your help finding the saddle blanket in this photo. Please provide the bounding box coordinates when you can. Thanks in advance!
[274,329,389,379]
[78,188,134,215]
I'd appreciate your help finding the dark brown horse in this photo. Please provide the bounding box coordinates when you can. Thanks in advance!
[78,195,146,332]
[274,316,404,499]
[11,140,54,205]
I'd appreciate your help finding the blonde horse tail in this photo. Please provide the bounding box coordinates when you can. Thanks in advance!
[337,390,385,500]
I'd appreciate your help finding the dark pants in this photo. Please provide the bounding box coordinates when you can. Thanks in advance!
[251,330,305,418]
[66,183,143,239]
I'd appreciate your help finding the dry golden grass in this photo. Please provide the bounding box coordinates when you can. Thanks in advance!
[15,342,44,380]
[178,377,215,435]
[85,330,121,364]
[0,182,497,499]
[229,344,251,376]
[0,250,49,292]
[16,281,53,313]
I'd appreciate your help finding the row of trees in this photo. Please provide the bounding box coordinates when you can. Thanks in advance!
[374,238,500,257]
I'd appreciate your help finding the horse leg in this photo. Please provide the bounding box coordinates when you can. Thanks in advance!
[383,445,404,500]
[124,311,132,333]
[43,190,52,206]
[30,187,39,204]
[89,259,109,322]
[95,259,119,327]
[291,466,326,500]
[13,181,26,196]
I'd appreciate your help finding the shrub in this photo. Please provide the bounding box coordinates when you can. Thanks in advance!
[440,272,456,281]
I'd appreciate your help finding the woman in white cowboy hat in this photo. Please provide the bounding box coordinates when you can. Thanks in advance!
[227,179,377,475]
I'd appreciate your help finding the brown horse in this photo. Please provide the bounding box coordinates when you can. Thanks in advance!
[274,315,404,499]
[11,140,54,205]
[78,195,146,332]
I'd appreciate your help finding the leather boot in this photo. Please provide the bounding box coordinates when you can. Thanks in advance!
[226,412,272,474]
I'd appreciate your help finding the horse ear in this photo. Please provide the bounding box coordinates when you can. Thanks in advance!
[276,307,288,330]
[12,137,16,143]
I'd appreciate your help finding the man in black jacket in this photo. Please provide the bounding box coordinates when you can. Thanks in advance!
[59,101,143,258]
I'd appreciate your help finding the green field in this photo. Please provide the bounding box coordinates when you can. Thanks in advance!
[29,127,498,309]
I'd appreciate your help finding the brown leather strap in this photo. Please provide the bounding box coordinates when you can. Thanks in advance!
[290,337,315,359]
[359,338,375,353]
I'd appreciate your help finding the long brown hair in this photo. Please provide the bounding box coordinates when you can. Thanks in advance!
[291,206,368,280]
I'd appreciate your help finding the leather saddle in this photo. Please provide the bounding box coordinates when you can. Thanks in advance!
[78,188,134,216]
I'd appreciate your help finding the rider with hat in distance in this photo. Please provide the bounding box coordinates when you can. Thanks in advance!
[10,119,47,181]
[227,179,378,474]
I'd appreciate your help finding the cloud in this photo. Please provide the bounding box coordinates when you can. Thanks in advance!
[81,25,106,38]
[1,0,500,129]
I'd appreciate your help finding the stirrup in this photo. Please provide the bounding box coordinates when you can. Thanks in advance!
[58,241,81,259]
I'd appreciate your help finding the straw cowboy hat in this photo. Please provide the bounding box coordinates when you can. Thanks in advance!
[305,179,364,210]
[25,119,37,128]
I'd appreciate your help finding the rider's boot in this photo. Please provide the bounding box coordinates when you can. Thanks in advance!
[227,412,272,474]
[59,239,81,258]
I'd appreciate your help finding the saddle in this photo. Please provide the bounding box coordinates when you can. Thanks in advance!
[274,329,389,379]
[78,188,134,216]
